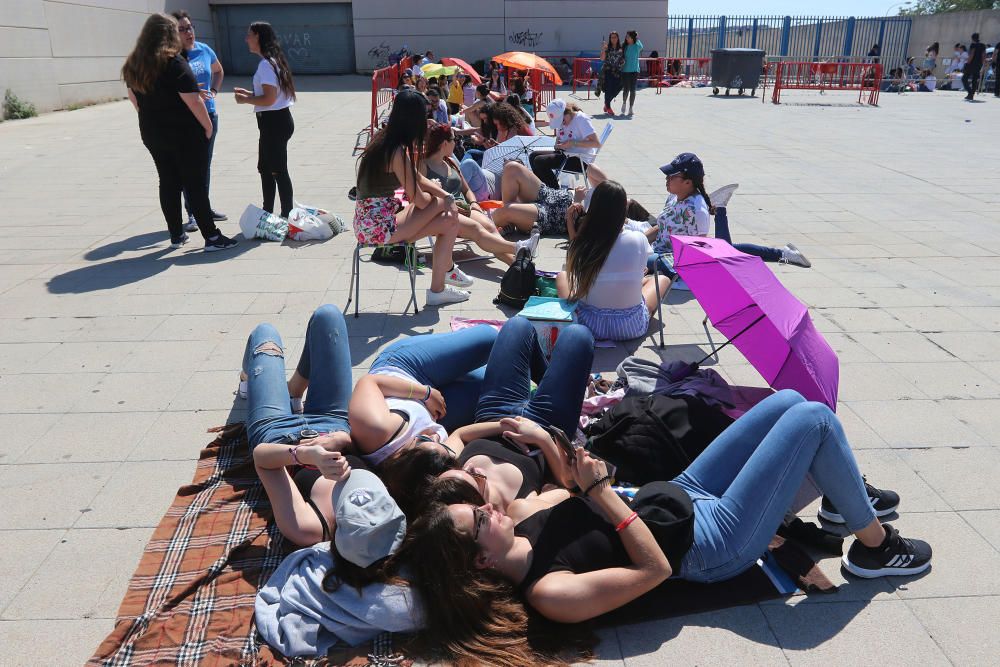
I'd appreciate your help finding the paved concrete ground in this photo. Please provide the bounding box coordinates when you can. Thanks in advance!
[1,78,998,665]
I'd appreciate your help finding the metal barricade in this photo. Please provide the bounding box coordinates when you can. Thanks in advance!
[770,61,882,105]
[369,65,398,138]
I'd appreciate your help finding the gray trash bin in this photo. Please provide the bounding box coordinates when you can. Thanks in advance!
[710,48,765,96]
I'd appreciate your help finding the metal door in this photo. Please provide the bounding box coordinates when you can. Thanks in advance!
[213,3,355,75]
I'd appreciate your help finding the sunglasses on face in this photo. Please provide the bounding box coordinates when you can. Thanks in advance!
[466,468,488,497]
[415,433,456,457]
[472,506,488,541]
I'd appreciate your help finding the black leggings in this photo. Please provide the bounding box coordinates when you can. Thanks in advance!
[621,71,639,107]
[529,150,587,189]
[603,71,622,107]
[256,107,295,218]
[142,129,219,242]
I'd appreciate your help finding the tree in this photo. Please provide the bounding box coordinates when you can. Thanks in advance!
[900,0,1000,14]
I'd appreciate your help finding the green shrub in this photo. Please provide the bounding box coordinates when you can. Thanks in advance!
[3,89,37,120]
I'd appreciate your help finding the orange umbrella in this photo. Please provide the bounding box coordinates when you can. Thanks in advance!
[441,57,482,85]
[491,51,563,85]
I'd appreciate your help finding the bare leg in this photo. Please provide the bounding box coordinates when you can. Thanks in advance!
[493,203,539,234]
[642,274,671,313]
[501,161,543,206]
[457,214,517,258]
[556,270,571,298]
[287,371,308,400]
[390,201,460,292]
[468,208,498,233]
[585,162,609,188]
[856,519,889,548]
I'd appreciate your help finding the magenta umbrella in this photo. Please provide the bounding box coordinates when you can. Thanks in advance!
[671,235,840,410]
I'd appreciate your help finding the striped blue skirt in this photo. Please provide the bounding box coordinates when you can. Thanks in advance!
[575,301,650,341]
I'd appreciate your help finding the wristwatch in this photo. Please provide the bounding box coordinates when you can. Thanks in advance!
[210,87,218,95]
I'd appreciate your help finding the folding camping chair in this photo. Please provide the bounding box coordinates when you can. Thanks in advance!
[345,241,420,318]
[555,122,613,189]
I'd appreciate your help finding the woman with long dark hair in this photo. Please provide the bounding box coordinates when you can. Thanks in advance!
[556,180,669,341]
[234,21,297,219]
[353,89,472,305]
[122,13,237,251]
[621,30,643,115]
[405,389,932,664]
[600,31,625,115]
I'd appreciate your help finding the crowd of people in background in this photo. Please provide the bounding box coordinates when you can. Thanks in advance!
[879,34,998,98]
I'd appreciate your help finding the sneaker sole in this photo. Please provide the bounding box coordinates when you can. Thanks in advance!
[444,278,474,288]
[819,505,899,524]
[841,555,931,578]
[204,243,237,252]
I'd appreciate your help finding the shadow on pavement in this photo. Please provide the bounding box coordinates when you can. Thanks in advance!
[47,233,255,294]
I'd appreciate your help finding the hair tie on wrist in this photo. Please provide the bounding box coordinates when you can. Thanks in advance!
[423,385,432,402]
[616,511,639,533]
[583,474,611,497]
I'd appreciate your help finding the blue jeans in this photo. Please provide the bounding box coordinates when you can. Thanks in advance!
[476,316,595,437]
[370,325,498,432]
[243,304,352,448]
[647,252,676,279]
[714,207,783,263]
[674,390,875,584]
[184,112,218,216]
[463,148,484,165]
[460,155,497,201]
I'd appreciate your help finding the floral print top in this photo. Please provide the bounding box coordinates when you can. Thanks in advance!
[652,193,711,253]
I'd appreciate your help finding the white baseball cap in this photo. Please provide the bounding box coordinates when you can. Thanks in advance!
[332,470,407,567]
[546,98,567,129]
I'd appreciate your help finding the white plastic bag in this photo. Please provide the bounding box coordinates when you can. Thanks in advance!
[287,207,334,241]
[293,201,336,225]
[238,204,288,241]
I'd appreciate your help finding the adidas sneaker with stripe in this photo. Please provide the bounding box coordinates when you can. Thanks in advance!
[842,524,932,578]
[819,478,899,524]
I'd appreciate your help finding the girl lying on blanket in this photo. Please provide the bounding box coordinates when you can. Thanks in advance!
[555,180,671,341]
[348,316,594,504]
[628,152,811,277]
[404,390,932,664]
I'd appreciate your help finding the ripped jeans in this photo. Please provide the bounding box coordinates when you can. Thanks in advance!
[242,304,352,448]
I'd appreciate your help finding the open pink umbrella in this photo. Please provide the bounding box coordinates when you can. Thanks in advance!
[670,235,840,410]
[441,57,483,85]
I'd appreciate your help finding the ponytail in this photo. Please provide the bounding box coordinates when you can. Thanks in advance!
[692,176,715,215]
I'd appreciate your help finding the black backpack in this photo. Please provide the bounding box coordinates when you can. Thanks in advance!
[585,394,733,485]
[494,247,536,309]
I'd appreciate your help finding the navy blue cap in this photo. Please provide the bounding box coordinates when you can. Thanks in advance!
[659,153,704,180]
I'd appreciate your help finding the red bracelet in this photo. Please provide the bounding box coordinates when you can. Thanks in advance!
[615,511,639,533]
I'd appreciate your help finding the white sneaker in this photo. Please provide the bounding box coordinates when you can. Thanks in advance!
[514,232,540,258]
[444,264,474,288]
[426,285,470,305]
[708,183,740,210]
[780,243,812,268]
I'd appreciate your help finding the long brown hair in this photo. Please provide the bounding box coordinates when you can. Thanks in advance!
[322,547,407,595]
[404,502,592,666]
[566,180,628,301]
[357,89,428,192]
[121,13,182,94]
[688,172,716,215]
[378,445,457,518]
[250,21,296,100]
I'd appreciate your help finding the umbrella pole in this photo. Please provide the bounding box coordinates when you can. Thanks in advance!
[693,313,766,366]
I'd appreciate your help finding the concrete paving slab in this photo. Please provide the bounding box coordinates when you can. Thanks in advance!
[906,596,1000,667]
[847,399,987,447]
[895,447,1000,511]
[0,618,112,666]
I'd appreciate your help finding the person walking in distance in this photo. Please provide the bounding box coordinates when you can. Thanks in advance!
[963,33,986,101]
[621,30,644,115]
[172,10,227,232]
[122,13,238,251]
[234,22,297,219]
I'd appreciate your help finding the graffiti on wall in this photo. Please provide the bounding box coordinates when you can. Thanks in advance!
[368,41,391,68]
[509,29,543,48]
[280,32,312,61]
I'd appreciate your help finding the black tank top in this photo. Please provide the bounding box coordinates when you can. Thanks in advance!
[459,438,545,500]
[514,482,694,592]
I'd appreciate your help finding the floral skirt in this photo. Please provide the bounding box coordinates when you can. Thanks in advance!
[353,196,401,245]
[535,185,574,236]
[575,301,650,341]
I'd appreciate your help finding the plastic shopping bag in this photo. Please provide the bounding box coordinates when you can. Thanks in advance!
[291,202,346,238]
[287,208,334,241]
[238,204,288,241]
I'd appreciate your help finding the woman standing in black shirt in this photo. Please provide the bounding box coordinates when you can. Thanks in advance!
[122,13,237,251]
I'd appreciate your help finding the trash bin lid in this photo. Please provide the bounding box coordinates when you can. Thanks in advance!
[710,48,766,55]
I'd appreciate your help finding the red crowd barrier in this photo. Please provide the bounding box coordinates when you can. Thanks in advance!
[369,65,399,138]
[770,61,882,105]
[572,57,713,99]
[528,69,557,123]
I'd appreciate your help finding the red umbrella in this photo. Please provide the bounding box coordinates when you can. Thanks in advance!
[441,57,482,85]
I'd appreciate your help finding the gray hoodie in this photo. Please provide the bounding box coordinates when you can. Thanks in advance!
[255,543,423,656]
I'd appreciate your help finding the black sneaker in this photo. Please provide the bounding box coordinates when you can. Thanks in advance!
[170,232,190,249]
[211,210,228,222]
[842,524,931,578]
[204,233,238,252]
[348,186,358,201]
[819,477,899,524]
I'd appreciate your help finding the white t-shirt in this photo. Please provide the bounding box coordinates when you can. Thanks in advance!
[580,229,651,310]
[924,74,937,91]
[253,58,294,112]
[361,367,448,466]
[555,112,598,163]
